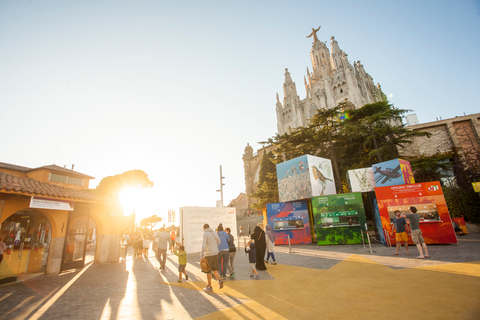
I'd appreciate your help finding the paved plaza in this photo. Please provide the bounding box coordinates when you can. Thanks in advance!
[1,234,480,320]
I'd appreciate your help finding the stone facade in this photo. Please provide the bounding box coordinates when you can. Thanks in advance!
[276,28,385,135]
[241,143,274,212]
[398,113,480,176]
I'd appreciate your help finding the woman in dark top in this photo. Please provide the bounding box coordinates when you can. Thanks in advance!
[251,224,267,270]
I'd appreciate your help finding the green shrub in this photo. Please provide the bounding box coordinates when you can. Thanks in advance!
[443,186,480,224]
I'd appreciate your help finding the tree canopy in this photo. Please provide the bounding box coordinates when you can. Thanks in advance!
[262,100,431,194]
[96,169,154,195]
[249,150,279,210]
[139,214,163,230]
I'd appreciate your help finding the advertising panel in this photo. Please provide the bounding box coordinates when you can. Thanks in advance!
[347,167,375,192]
[311,193,367,245]
[276,154,336,202]
[179,207,237,253]
[375,181,457,244]
[372,159,414,187]
[307,155,336,197]
[266,200,312,245]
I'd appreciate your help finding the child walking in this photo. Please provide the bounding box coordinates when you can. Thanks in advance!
[245,240,259,280]
[142,234,150,259]
[173,243,188,282]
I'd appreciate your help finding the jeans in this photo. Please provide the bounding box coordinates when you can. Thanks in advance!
[218,250,229,278]
[266,251,276,262]
[158,248,167,268]
[227,252,236,274]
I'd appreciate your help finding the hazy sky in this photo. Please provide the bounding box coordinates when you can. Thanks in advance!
[1,0,479,223]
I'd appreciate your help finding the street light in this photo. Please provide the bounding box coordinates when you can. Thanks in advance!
[216,165,225,207]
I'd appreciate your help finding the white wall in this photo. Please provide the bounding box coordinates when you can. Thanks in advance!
[179,207,237,254]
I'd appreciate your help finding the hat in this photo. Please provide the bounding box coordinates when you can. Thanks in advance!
[200,258,210,272]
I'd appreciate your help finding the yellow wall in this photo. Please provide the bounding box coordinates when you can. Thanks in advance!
[0,194,123,279]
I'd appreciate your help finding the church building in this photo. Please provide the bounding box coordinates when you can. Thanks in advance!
[276,26,385,135]
[242,27,386,212]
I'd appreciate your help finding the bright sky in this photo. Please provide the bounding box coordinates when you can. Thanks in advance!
[1,1,479,223]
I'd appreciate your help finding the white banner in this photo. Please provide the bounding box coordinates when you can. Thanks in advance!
[30,196,74,211]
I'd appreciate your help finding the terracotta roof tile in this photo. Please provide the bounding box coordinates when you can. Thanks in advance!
[0,171,104,202]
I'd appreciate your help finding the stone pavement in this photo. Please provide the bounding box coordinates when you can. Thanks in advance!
[0,234,479,320]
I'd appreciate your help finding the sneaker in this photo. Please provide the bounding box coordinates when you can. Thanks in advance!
[220,276,225,281]
[203,286,213,292]
[185,274,189,281]
[177,279,182,283]
[229,272,235,279]
[255,275,260,280]
[219,279,224,289]
[250,275,255,279]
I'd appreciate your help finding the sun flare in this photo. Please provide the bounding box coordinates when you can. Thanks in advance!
[119,187,143,216]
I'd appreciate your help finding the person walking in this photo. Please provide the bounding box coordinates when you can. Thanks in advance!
[239,226,244,237]
[264,224,277,264]
[245,240,259,280]
[142,234,150,259]
[225,227,236,279]
[0,237,6,266]
[392,210,410,256]
[200,223,223,292]
[157,227,170,270]
[251,223,267,270]
[402,206,430,259]
[173,244,188,282]
[170,228,176,254]
[217,225,230,280]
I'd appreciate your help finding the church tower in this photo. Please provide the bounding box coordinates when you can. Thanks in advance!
[275,27,385,135]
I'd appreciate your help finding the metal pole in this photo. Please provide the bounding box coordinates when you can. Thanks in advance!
[361,229,365,246]
[216,165,225,207]
[367,232,373,254]
[287,235,292,254]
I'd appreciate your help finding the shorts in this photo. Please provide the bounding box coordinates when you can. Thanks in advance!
[396,232,408,242]
[203,255,219,274]
[250,263,256,271]
[178,264,186,272]
[411,229,424,245]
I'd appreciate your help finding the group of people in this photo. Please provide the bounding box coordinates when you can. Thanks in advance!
[200,223,237,292]
[121,231,151,260]
[200,222,278,292]
[391,206,430,259]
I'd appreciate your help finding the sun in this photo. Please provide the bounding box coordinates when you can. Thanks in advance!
[118,186,165,225]
[119,186,143,216]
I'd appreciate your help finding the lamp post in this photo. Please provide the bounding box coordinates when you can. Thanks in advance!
[216,165,225,207]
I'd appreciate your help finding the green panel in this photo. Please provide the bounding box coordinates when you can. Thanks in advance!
[312,192,367,245]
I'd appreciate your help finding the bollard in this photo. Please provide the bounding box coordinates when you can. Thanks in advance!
[244,237,247,255]
[367,232,373,254]
[287,235,292,254]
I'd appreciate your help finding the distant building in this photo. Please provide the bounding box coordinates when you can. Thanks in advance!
[398,113,480,180]
[245,27,385,206]
[0,162,123,283]
[276,27,385,135]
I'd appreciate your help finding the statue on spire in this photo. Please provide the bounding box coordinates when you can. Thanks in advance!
[307,26,321,43]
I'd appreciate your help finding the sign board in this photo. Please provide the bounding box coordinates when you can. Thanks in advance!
[472,182,480,193]
[266,200,312,245]
[372,158,414,187]
[179,207,237,254]
[347,167,375,192]
[276,154,336,202]
[30,197,74,211]
[375,181,457,244]
[311,193,367,245]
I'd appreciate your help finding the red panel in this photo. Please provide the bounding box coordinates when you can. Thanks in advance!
[375,181,457,244]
